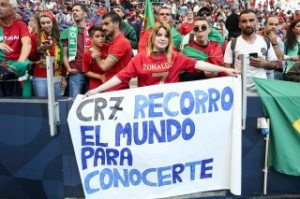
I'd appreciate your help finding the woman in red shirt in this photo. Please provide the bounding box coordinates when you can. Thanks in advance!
[29,12,66,98]
[85,22,237,96]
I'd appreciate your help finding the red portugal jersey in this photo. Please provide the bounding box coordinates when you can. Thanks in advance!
[180,23,194,35]
[117,51,197,87]
[105,33,131,92]
[82,44,109,89]
[0,20,30,61]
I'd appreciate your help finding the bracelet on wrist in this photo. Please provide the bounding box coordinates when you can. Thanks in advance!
[272,43,278,46]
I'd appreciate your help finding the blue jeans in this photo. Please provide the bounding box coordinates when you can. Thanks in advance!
[68,72,88,98]
[32,77,61,99]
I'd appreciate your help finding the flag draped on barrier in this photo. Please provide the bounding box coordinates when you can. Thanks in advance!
[254,78,300,176]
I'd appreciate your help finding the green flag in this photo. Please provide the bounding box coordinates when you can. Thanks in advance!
[143,0,155,30]
[182,46,209,61]
[209,28,224,46]
[253,78,300,176]
[171,26,182,51]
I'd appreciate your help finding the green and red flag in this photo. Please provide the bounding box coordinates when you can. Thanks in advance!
[182,46,209,61]
[254,78,300,176]
[142,0,155,31]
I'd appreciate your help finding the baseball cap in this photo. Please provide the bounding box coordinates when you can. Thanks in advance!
[198,6,211,14]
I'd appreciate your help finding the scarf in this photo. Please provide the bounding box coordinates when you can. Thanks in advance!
[67,25,78,62]
[0,26,5,61]
[41,31,61,63]
[40,31,62,76]
[60,24,92,62]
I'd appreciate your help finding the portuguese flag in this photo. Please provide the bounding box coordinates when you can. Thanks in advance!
[142,0,155,31]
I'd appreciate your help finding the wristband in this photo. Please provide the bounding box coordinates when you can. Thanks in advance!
[272,43,278,46]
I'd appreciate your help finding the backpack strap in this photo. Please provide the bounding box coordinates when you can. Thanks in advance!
[283,42,288,74]
[188,33,194,44]
[230,36,270,67]
[230,38,237,67]
[263,36,271,59]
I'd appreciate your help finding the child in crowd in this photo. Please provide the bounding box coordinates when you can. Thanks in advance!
[82,25,109,89]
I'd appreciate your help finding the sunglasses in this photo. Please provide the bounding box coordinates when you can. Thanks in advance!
[193,25,208,32]
[198,12,211,17]
[159,13,171,16]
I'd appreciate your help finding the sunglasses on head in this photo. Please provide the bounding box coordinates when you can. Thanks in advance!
[159,13,171,16]
[198,12,211,17]
[193,25,208,32]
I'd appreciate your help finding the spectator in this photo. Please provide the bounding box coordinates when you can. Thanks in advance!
[262,16,284,79]
[15,11,23,21]
[181,17,225,81]
[193,1,200,15]
[60,3,91,98]
[283,18,300,79]
[63,6,73,25]
[55,9,65,25]
[138,6,182,53]
[112,5,138,49]
[181,6,225,51]
[82,25,108,89]
[92,12,131,92]
[293,10,300,20]
[224,9,278,92]
[214,18,228,40]
[85,22,237,96]
[225,6,241,41]
[0,0,32,97]
[179,10,194,35]
[128,11,143,42]
[29,11,66,98]
[170,1,177,20]
[28,15,38,35]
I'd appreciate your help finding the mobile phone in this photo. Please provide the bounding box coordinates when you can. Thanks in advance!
[42,40,51,45]
[249,53,258,58]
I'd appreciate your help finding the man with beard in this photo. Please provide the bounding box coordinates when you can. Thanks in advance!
[60,3,91,98]
[92,12,131,92]
[224,9,278,92]
[262,16,284,79]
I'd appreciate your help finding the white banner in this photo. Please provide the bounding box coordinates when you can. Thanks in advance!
[67,76,242,199]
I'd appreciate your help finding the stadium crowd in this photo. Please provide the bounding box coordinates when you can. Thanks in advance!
[0,0,299,97]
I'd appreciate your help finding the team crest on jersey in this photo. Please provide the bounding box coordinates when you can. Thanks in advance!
[261,48,267,56]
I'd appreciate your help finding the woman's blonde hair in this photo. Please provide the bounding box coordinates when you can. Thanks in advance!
[146,22,173,63]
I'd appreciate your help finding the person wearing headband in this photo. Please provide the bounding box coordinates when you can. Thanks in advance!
[28,11,66,98]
